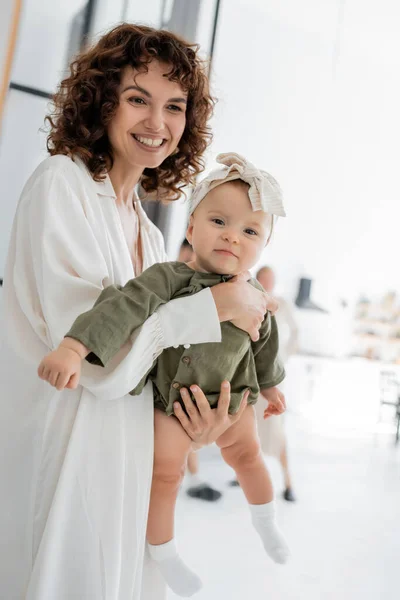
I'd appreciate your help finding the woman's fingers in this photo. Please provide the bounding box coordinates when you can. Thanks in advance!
[265,293,279,315]
[190,385,211,420]
[179,387,200,421]
[230,388,249,423]
[250,327,260,342]
[173,401,193,434]
[216,381,231,417]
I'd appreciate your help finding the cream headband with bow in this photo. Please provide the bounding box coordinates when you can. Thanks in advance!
[189,152,286,217]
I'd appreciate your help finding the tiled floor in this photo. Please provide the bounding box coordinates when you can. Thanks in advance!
[168,357,400,600]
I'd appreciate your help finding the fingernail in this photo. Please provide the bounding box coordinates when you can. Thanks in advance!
[190,385,198,392]
[180,388,188,396]
[222,381,229,389]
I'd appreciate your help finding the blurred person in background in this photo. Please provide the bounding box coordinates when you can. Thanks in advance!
[256,266,298,501]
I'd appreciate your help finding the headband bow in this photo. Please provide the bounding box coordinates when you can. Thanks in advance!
[189,152,286,217]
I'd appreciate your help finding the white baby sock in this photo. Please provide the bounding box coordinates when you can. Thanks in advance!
[188,473,204,487]
[250,500,291,564]
[148,539,203,597]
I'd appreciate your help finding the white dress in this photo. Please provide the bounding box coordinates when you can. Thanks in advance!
[0,155,221,600]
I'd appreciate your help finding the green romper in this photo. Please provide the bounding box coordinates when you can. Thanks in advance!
[66,262,285,415]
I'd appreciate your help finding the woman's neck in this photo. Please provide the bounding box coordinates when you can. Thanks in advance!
[108,159,144,207]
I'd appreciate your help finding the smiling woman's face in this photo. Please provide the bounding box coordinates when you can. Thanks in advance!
[107,61,187,172]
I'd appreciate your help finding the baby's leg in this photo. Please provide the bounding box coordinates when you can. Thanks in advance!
[147,409,202,597]
[216,404,273,504]
[147,409,192,544]
[217,405,290,564]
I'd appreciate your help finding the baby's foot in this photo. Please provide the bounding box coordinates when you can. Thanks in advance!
[250,501,291,564]
[148,539,203,597]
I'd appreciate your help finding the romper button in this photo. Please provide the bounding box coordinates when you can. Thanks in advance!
[182,356,191,365]
[172,382,180,390]
[184,344,191,349]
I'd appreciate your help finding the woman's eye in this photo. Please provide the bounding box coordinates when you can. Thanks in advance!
[129,97,146,105]
[167,104,184,112]
[245,228,258,236]
[212,218,225,226]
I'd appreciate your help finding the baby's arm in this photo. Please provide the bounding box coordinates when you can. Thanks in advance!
[38,263,188,390]
[38,336,89,390]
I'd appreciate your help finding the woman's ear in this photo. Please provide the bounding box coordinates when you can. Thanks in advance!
[186,215,194,245]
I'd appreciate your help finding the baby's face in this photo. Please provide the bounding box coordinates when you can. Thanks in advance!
[186,181,272,275]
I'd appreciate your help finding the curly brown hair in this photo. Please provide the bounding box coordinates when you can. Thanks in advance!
[46,23,215,200]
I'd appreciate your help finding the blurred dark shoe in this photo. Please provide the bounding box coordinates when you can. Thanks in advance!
[186,483,222,502]
[283,487,296,502]
[228,479,240,487]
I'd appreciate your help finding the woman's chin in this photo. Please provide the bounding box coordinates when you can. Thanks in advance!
[128,142,174,170]
[131,155,167,170]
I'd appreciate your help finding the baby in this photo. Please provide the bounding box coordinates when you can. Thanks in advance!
[38,153,290,597]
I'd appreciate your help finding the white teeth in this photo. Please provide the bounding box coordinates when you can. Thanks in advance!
[134,135,163,147]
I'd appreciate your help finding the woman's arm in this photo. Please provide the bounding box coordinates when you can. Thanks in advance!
[6,166,221,400]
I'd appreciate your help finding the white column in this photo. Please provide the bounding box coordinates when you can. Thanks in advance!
[0,0,23,131]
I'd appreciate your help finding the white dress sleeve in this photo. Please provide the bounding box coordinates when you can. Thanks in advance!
[4,166,221,400]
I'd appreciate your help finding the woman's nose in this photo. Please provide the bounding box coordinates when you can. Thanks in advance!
[144,107,164,132]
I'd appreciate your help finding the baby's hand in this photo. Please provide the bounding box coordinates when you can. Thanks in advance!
[261,386,286,419]
[38,346,82,391]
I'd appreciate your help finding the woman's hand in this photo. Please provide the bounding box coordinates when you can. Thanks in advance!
[211,272,279,341]
[173,381,249,449]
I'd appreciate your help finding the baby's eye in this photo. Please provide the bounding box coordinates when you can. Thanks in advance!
[245,228,258,236]
[212,218,225,226]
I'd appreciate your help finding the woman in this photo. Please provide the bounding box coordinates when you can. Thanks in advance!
[0,24,273,600]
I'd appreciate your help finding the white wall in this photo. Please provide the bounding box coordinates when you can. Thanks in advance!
[206,0,400,307]
[0,90,49,272]
[0,0,89,276]
[11,0,87,92]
